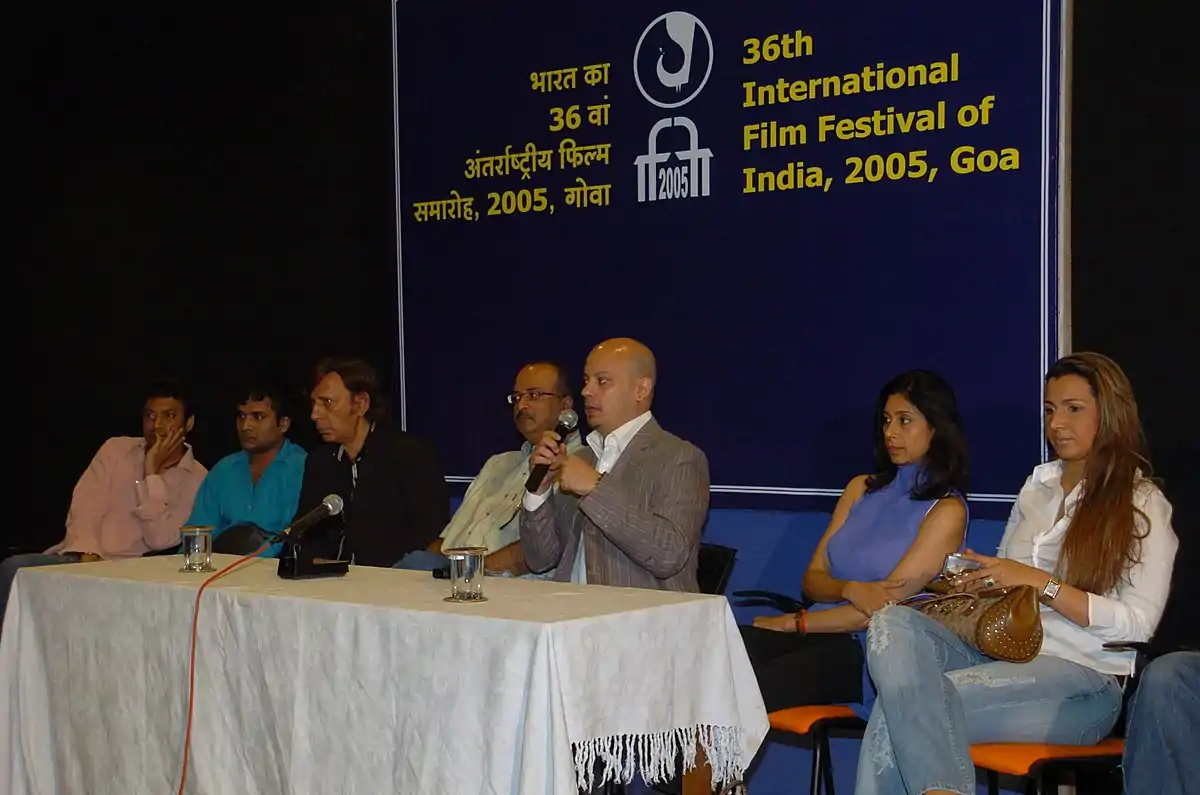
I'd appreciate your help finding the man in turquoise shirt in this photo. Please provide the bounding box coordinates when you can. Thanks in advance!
[186,379,307,557]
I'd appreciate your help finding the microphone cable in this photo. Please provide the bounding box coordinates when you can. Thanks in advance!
[174,543,271,795]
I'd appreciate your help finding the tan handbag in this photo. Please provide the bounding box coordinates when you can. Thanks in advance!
[899,584,1044,663]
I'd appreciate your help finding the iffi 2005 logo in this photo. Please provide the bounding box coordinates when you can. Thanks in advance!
[633,11,714,203]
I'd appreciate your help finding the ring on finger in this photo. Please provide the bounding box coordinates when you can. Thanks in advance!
[982,575,996,589]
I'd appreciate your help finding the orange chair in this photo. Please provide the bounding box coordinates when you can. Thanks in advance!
[968,640,1165,795]
[769,705,867,795]
[970,738,1124,795]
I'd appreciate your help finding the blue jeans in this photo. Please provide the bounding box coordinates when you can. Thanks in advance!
[393,549,449,571]
[854,605,1123,795]
[0,553,78,630]
[1123,651,1200,795]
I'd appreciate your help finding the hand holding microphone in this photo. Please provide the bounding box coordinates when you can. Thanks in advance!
[525,409,578,494]
[527,434,566,494]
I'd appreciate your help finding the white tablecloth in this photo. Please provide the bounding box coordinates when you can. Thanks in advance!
[1,555,767,795]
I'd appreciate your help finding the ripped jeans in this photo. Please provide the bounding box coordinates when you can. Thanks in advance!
[855,605,1123,795]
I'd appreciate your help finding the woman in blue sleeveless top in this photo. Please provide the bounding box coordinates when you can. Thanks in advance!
[740,370,970,716]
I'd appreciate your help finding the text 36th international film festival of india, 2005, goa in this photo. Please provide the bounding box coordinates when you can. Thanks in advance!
[411,12,1021,224]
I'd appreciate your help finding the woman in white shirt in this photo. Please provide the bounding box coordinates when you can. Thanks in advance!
[854,352,1178,795]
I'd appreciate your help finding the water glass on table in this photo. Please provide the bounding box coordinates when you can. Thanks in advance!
[179,526,215,573]
[443,546,488,602]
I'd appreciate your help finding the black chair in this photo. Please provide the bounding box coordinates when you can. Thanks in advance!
[730,588,812,613]
[697,542,737,596]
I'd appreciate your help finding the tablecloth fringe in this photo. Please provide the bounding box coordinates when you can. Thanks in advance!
[573,723,746,791]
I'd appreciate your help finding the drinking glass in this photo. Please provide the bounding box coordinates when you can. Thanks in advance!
[179,526,215,573]
[444,546,487,602]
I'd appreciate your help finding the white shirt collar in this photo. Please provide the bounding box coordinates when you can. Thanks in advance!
[1032,459,1065,487]
[1032,457,1149,500]
[586,411,654,462]
[1032,458,1091,500]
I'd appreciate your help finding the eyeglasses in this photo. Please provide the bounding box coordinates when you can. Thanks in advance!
[506,390,560,405]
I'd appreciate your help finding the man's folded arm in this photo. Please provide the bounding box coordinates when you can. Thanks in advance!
[485,541,529,576]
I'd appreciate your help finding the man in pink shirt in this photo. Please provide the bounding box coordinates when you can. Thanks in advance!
[0,379,207,627]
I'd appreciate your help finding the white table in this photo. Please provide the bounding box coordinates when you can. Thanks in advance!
[1,555,767,795]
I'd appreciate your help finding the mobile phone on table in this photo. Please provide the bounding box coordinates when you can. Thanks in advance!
[942,553,982,578]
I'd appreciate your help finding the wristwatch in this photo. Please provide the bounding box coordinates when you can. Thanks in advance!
[1040,576,1062,603]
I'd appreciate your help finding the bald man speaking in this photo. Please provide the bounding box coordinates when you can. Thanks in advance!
[522,338,710,591]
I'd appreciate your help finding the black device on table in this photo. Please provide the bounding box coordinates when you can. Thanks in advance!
[275,494,351,580]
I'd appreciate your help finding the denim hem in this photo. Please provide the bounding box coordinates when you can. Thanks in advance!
[920,786,970,795]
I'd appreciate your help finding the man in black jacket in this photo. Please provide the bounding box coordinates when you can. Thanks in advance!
[294,357,448,567]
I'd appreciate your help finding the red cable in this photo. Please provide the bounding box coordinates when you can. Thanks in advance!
[176,544,271,795]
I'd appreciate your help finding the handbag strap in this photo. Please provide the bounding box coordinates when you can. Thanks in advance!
[900,585,1018,608]
[900,592,978,608]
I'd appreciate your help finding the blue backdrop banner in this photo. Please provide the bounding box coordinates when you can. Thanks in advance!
[394,1,1064,506]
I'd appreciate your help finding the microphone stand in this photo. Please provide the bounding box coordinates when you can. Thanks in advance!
[276,528,351,580]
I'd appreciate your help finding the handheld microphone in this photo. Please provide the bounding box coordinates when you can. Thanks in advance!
[524,409,579,493]
[278,494,344,541]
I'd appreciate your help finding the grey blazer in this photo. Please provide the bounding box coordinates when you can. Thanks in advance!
[520,418,710,591]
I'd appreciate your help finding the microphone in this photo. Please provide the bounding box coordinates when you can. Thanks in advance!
[525,409,579,493]
[278,494,344,541]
